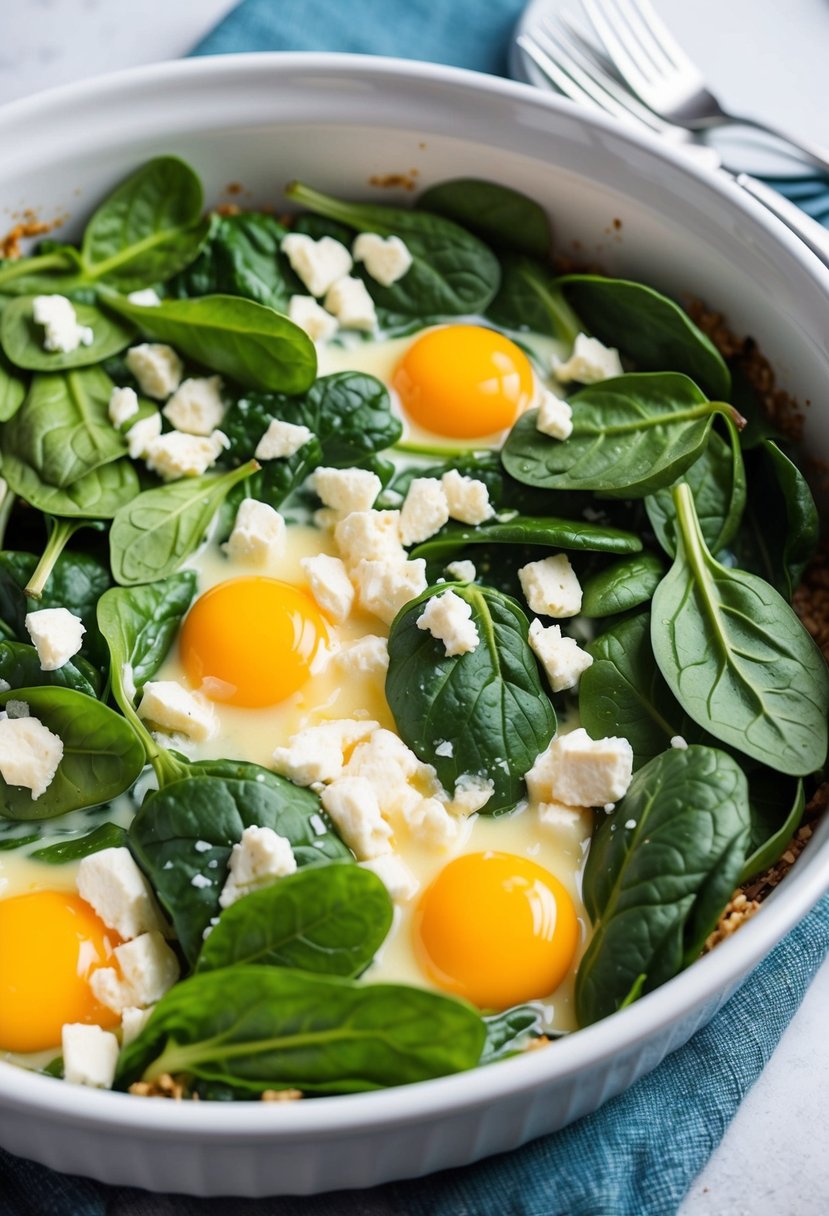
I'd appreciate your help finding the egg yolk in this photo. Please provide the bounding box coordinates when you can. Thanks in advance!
[0,891,120,1054]
[180,576,325,708]
[414,851,579,1011]
[392,324,535,439]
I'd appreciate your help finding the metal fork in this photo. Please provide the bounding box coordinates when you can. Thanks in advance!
[582,0,829,176]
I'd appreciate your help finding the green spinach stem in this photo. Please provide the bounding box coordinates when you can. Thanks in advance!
[25,518,88,599]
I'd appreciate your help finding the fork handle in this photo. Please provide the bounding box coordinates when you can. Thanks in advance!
[735,174,829,271]
[704,114,829,178]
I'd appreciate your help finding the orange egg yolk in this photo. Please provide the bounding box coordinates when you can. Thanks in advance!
[180,576,325,708]
[392,324,535,439]
[0,891,120,1054]
[414,850,579,1011]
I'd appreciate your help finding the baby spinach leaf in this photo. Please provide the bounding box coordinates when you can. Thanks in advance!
[1,449,138,520]
[286,181,501,316]
[108,460,257,586]
[79,156,210,290]
[222,438,323,526]
[480,1002,550,1064]
[645,424,746,558]
[172,212,300,310]
[558,275,731,400]
[0,297,134,372]
[129,775,351,962]
[579,611,701,768]
[197,863,392,979]
[0,640,98,698]
[581,553,666,618]
[576,746,750,1026]
[742,771,804,883]
[416,179,551,258]
[117,966,486,1094]
[2,367,125,488]
[0,686,144,821]
[29,821,127,863]
[102,292,317,395]
[410,515,642,562]
[651,483,829,776]
[502,374,735,497]
[486,255,580,344]
[386,583,556,814]
[0,349,26,421]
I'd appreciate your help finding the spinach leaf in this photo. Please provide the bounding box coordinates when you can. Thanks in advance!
[480,1003,550,1064]
[576,746,750,1026]
[0,297,134,372]
[487,255,580,344]
[579,611,701,768]
[1,449,138,520]
[0,640,98,698]
[96,572,197,704]
[168,212,300,310]
[108,460,257,586]
[651,483,829,776]
[29,821,127,863]
[558,275,731,400]
[0,686,144,820]
[1,367,125,488]
[286,182,501,316]
[386,583,556,814]
[409,515,642,562]
[0,349,26,421]
[0,831,40,852]
[415,179,551,258]
[742,771,804,883]
[581,553,666,618]
[645,423,746,558]
[197,863,392,979]
[129,775,351,962]
[102,292,316,395]
[79,156,210,290]
[117,966,485,1094]
[502,374,736,497]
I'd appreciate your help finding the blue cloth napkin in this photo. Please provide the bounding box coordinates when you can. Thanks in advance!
[2,3,829,1214]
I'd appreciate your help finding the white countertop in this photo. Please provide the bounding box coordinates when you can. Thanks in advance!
[2,1,829,1211]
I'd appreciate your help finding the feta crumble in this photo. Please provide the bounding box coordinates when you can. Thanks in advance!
[0,715,63,799]
[352,233,413,286]
[125,343,183,400]
[32,295,93,353]
[137,681,216,742]
[288,294,339,343]
[254,418,313,461]
[441,469,495,525]
[76,847,164,940]
[399,477,450,546]
[162,376,225,436]
[416,589,479,656]
[536,390,573,440]
[321,776,394,860]
[25,606,85,671]
[224,498,286,565]
[518,555,582,618]
[62,1024,119,1089]
[552,333,624,385]
[324,275,377,331]
[218,825,297,909]
[311,467,382,516]
[144,429,229,480]
[108,385,140,428]
[281,233,353,298]
[528,618,593,692]
[301,553,355,622]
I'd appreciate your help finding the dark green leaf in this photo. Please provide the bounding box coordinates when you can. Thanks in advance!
[645,424,746,558]
[30,821,127,863]
[410,514,642,562]
[0,348,26,421]
[1,449,138,520]
[174,212,300,310]
[742,771,804,883]
[0,640,98,698]
[480,1003,550,1064]
[0,297,134,371]
[581,553,666,618]
[487,255,580,343]
[416,179,551,258]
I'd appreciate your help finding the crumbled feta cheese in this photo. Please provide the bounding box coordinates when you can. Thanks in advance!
[90,931,180,1012]
[518,555,582,618]
[32,295,93,354]
[540,728,633,807]
[61,1024,119,1089]
[125,343,183,400]
[281,233,353,298]
[311,467,381,516]
[538,800,592,842]
[334,635,389,678]
[223,498,286,565]
[416,589,479,656]
[452,773,495,814]
[324,275,377,332]
[344,728,428,789]
[125,411,162,459]
[0,678,10,693]
[120,1005,154,1046]
[399,477,450,546]
[528,618,593,692]
[76,847,164,940]
[0,716,63,799]
[352,232,413,286]
[138,681,216,742]
[446,559,476,583]
[271,718,379,786]
[671,735,689,750]
[536,390,573,440]
[301,553,355,623]
[353,557,427,624]
[218,825,297,909]
[288,294,339,343]
[108,386,140,429]
[144,429,229,480]
[552,333,624,385]
[126,288,162,308]
[321,776,393,860]
[441,469,495,525]
[191,873,213,890]
[162,376,225,436]
[334,510,404,567]
[435,740,454,758]
[254,418,313,461]
[359,855,419,903]
[25,607,85,671]
[5,699,29,719]
[401,795,459,847]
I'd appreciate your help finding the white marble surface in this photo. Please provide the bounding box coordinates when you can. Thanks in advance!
[2,2,829,1212]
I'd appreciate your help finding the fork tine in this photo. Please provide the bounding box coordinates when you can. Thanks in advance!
[620,0,703,78]
[613,0,677,77]
[580,0,654,95]
[517,33,607,115]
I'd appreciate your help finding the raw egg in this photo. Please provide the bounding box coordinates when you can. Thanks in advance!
[414,850,579,1010]
[180,576,326,708]
[392,324,535,439]
[0,891,120,1053]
